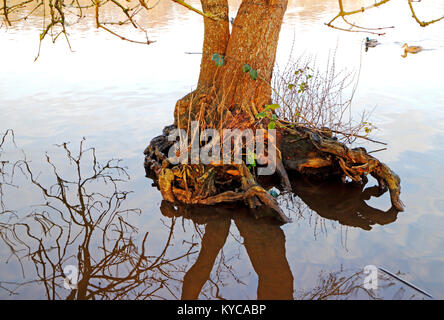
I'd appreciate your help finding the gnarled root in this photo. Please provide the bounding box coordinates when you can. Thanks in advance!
[279,127,404,211]
[144,124,291,223]
[155,162,290,223]
[145,123,404,224]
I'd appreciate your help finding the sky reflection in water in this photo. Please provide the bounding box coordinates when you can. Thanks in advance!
[0,0,443,299]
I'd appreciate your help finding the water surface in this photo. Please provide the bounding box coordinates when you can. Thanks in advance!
[0,0,443,299]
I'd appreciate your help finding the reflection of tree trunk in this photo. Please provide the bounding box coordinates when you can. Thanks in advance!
[179,209,294,300]
[174,0,288,128]
[234,215,293,300]
[70,242,92,300]
[181,217,231,299]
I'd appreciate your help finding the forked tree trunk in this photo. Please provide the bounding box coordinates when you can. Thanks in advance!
[215,0,288,110]
[147,0,404,221]
[174,0,288,128]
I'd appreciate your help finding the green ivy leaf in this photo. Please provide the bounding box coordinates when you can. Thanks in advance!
[211,53,224,67]
[249,69,258,80]
[247,152,257,166]
[255,111,267,119]
[242,64,251,73]
[288,84,295,90]
[268,121,276,129]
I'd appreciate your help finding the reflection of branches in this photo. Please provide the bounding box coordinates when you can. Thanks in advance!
[297,267,395,300]
[298,266,430,300]
[0,129,16,215]
[0,139,194,299]
[326,0,443,35]
[299,270,374,300]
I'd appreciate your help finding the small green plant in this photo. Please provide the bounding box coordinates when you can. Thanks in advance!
[247,152,257,170]
[287,67,312,93]
[363,121,377,134]
[255,104,280,129]
[242,64,258,80]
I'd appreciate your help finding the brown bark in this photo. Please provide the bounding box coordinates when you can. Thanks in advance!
[174,0,288,129]
[147,0,404,220]
[197,0,230,89]
[215,0,288,111]
[173,0,230,128]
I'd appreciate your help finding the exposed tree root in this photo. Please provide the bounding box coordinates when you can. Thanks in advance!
[278,125,404,211]
[144,122,404,223]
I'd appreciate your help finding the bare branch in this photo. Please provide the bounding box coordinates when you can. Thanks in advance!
[326,0,394,35]
[407,0,444,27]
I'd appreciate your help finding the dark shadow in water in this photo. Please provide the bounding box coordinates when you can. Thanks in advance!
[288,177,400,230]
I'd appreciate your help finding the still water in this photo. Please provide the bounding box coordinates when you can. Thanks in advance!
[0,0,443,299]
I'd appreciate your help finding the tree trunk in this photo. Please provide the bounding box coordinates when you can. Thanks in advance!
[146,0,404,222]
[174,0,288,129]
[197,0,230,89]
[215,0,288,111]
[173,0,230,129]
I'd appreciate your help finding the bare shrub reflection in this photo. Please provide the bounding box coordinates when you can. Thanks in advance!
[297,267,394,300]
[0,139,194,299]
[0,129,16,215]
